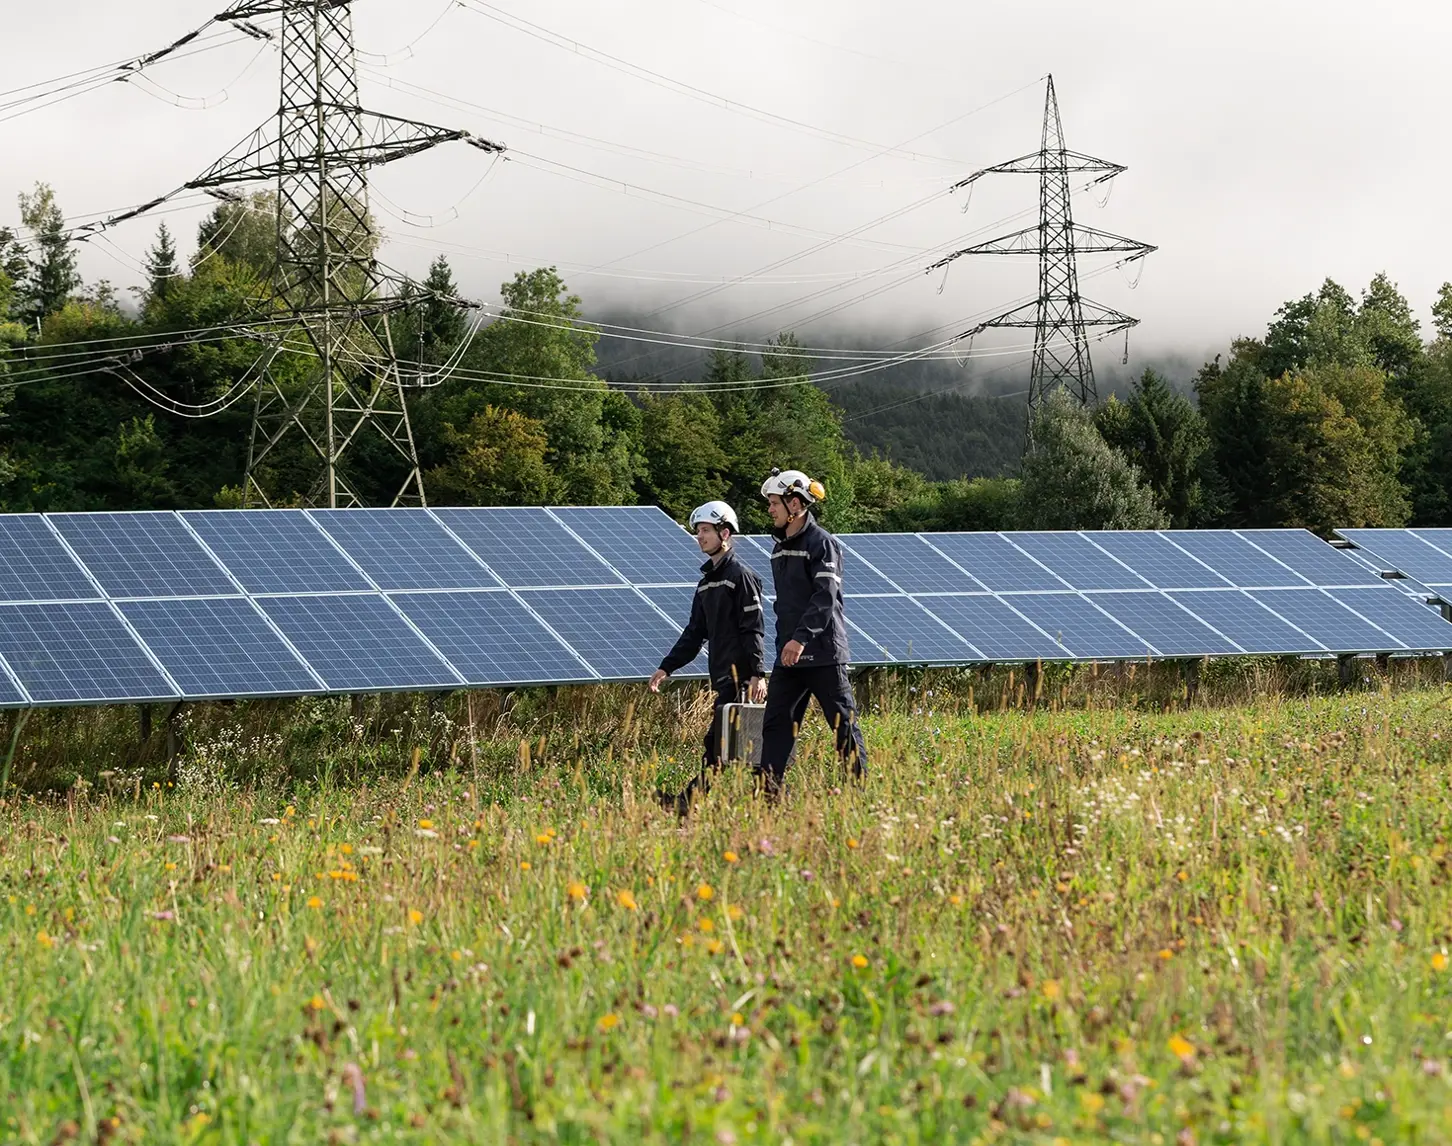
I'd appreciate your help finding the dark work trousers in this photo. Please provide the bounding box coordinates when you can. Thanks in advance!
[758,663,867,793]
[676,681,738,807]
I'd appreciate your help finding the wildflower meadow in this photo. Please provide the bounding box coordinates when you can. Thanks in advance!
[3,665,1452,1143]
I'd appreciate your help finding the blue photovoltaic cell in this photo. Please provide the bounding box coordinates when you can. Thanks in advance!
[1086,591,1243,656]
[182,510,372,595]
[1337,529,1452,587]
[522,587,698,680]
[1010,593,1156,659]
[1414,529,1452,565]
[0,664,24,706]
[550,506,701,585]
[1238,529,1384,587]
[839,534,982,594]
[917,594,1068,661]
[1326,588,1452,651]
[1010,532,1150,591]
[309,509,500,591]
[0,602,176,703]
[843,594,981,662]
[390,590,593,685]
[1165,531,1310,588]
[733,537,777,595]
[1165,591,1327,654]
[431,507,624,588]
[51,513,239,599]
[0,515,101,602]
[636,587,714,678]
[1246,589,1402,652]
[258,595,461,692]
[923,533,1067,592]
[1086,531,1232,590]
[119,597,322,698]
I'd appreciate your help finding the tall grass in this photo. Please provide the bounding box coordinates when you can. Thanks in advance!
[1,665,1450,1142]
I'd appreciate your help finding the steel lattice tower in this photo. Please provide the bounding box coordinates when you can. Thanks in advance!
[929,75,1154,420]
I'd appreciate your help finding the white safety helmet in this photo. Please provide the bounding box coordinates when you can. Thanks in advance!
[688,500,740,534]
[760,467,826,505]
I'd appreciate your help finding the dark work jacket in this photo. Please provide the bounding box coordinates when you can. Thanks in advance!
[658,548,767,692]
[768,515,852,667]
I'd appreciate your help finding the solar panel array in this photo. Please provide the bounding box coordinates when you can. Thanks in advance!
[1334,528,1452,609]
[0,509,1444,709]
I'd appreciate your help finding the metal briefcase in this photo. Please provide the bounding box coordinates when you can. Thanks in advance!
[719,702,767,765]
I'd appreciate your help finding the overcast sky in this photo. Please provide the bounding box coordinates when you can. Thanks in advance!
[5,0,1449,385]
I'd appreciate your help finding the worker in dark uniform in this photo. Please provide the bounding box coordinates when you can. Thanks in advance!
[649,500,767,815]
[757,468,867,796]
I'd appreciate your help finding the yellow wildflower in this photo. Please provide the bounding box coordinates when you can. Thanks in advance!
[615,889,638,911]
[598,1013,620,1031]
[847,838,859,849]
[308,994,325,1011]
[1158,947,1174,960]
[520,861,531,871]
[852,954,869,969]
[535,833,551,846]
[1167,1034,1195,1060]
[306,896,322,910]
[730,1012,744,1026]
[723,850,739,864]
[697,883,714,901]
[407,908,423,925]
[36,930,53,949]
[1434,952,1448,972]
[1041,979,1061,1001]
[418,819,434,830]
[727,904,743,921]
[705,939,724,955]
[698,917,715,933]
[567,881,587,902]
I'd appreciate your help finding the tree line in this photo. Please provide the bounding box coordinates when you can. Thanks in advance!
[1,181,1449,536]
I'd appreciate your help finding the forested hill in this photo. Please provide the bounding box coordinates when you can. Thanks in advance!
[830,383,1026,480]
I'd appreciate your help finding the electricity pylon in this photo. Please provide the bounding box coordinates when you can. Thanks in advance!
[82,0,504,506]
[928,74,1154,422]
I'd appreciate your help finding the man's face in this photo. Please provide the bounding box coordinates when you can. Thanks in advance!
[766,495,791,528]
[694,523,725,554]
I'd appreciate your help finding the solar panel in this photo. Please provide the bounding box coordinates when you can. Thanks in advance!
[118,597,323,699]
[1010,532,1151,591]
[0,602,177,703]
[1337,529,1452,587]
[1415,528,1452,561]
[1325,588,1452,651]
[390,590,595,685]
[916,594,1070,661]
[1164,591,1327,654]
[257,595,462,692]
[309,509,501,591]
[923,533,1067,592]
[843,594,981,662]
[1009,594,1156,660]
[636,587,719,678]
[839,534,982,594]
[732,537,777,595]
[0,515,102,602]
[1237,529,1384,587]
[182,510,372,595]
[0,665,25,707]
[1165,531,1310,588]
[549,506,700,585]
[1085,591,1243,656]
[50,512,240,599]
[1246,589,1403,653]
[431,507,625,588]
[1087,531,1232,590]
[521,587,700,680]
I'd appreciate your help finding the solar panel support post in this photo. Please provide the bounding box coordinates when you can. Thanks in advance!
[164,701,187,779]
[1337,654,1357,689]
[1443,652,1452,683]
[1023,660,1042,707]
[139,704,152,744]
[1180,658,1201,703]
[0,708,31,796]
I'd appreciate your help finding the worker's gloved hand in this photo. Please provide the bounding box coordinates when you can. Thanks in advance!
[747,676,766,704]
[648,669,669,693]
